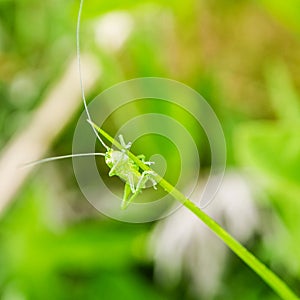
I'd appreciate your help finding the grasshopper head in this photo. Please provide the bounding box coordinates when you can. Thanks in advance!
[104,149,114,168]
[105,149,123,168]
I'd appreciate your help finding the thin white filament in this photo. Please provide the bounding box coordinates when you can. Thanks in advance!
[22,153,105,168]
[77,0,109,150]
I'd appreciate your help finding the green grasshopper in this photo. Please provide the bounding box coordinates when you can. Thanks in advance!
[105,147,157,209]
[101,130,157,209]
[87,119,157,209]
[26,120,158,210]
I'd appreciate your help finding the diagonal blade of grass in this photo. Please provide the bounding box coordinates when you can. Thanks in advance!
[89,120,299,300]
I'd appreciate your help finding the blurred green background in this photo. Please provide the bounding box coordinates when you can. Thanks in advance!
[0,0,300,299]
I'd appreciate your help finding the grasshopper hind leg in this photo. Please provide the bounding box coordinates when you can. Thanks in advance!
[121,183,132,210]
[121,183,141,210]
[121,171,157,210]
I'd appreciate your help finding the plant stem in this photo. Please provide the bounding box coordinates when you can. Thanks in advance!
[90,121,299,300]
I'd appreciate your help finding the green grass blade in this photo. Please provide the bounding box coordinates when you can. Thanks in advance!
[89,120,299,300]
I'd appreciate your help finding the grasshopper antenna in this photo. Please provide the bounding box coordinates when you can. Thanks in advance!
[22,153,105,168]
[77,0,109,150]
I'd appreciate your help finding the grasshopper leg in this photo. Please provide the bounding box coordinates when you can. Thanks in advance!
[137,154,154,166]
[119,135,132,150]
[121,183,132,210]
[121,171,157,210]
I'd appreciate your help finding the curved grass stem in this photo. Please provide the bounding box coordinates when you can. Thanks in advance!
[90,120,299,300]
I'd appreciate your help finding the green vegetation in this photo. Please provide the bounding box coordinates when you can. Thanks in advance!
[0,0,300,299]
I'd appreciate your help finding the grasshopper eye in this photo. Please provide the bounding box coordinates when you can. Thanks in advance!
[105,154,112,164]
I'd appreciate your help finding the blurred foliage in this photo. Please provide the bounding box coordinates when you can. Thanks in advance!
[236,65,300,294]
[0,0,74,149]
[0,176,166,300]
[0,0,300,299]
[258,0,300,35]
